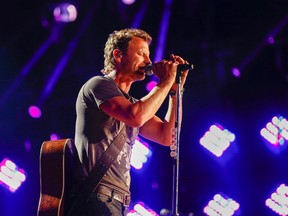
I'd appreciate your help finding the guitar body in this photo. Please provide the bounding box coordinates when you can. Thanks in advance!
[37,139,78,216]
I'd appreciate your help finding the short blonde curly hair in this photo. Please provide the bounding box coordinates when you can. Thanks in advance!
[102,28,152,75]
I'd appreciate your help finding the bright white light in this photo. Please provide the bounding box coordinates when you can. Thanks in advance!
[131,139,152,170]
[128,202,159,216]
[200,124,236,157]
[54,3,77,23]
[266,184,288,215]
[260,115,288,148]
[122,0,136,5]
[134,204,152,215]
[204,193,240,216]
[0,158,27,192]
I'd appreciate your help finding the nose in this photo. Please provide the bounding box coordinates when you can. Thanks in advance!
[144,54,152,65]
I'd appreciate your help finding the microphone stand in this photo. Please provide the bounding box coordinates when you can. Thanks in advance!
[170,69,183,216]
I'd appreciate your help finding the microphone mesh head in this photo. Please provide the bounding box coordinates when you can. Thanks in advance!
[145,64,153,76]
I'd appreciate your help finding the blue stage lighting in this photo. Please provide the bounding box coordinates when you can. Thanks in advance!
[131,138,152,170]
[53,3,77,23]
[260,115,288,148]
[200,124,236,157]
[128,201,159,216]
[0,158,27,192]
[265,183,288,215]
[203,193,240,216]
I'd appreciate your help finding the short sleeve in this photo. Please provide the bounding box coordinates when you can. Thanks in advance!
[82,76,124,108]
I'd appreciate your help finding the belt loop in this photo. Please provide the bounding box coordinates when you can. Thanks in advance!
[107,188,114,202]
[124,194,130,207]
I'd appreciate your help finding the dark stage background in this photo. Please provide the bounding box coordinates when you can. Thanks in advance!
[1,0,288,215]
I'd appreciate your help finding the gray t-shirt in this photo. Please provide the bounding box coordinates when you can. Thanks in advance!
[75,75,139,193]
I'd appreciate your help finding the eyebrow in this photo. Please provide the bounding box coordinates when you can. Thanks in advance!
[138,48,149,55]
[130,41,150,56]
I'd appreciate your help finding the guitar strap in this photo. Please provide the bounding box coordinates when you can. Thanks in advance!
[67,124,127,216]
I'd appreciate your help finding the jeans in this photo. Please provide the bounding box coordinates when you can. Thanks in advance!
[85,192,129,216]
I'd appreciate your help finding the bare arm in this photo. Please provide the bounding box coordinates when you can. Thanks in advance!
[139,94,181,146]
[100,55,189,146]
[99,82,172,128]
[100,60,177,128]
[139,54,189,146]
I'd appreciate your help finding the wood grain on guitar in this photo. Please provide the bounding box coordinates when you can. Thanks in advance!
[37,139,75,216]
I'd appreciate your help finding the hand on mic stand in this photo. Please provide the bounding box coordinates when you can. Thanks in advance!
[144,63,193,76]
[143,54,193,216]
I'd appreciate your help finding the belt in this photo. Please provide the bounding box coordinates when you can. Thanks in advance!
[95,184,131,207]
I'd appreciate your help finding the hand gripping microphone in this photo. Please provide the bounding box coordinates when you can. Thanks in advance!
[144,63,194,76]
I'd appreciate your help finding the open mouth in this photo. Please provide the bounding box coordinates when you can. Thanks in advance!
[138,65,153,76]
[138,66,146,74]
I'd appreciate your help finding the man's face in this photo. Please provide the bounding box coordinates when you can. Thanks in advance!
[120,36,151,80]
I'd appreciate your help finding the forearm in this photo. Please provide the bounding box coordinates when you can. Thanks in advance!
[138,91,184,146]
[131,81,173,126]
[99,79,175,128]
[162,94,182,146]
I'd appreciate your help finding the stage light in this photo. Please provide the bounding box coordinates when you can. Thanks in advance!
[24,139,32,152]
[131,138,152,170]
[153,0,173,62]
[53,3,77,23]
[122,0,136,5]
[260,115,288,152]
[28,105,42,118]
[128,201,159,216]
[267,36,275,45]
[146,80,158,92]
[200,124,236,157]
[231,67,241,77]
[203,193,240,216]
[232,15,288,78]
[0,158,27,192]
[50,133,61,140]
[265,183,288,215]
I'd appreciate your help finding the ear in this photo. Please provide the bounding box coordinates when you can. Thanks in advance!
[113,49,122,61]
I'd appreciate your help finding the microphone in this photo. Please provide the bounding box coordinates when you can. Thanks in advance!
[144,63,194,76]
[144,64,153,76]
[177,63,194,71]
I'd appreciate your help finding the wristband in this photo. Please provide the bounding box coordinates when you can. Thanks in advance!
[168,89,185,96]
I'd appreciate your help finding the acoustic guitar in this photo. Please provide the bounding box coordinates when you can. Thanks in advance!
[37,139,78,216]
